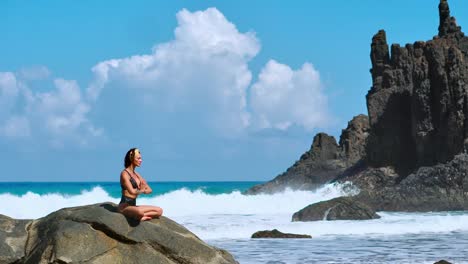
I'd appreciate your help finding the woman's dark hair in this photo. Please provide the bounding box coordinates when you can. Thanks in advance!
[124,148,138,168]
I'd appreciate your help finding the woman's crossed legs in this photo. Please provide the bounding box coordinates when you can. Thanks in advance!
[119,204,163,221]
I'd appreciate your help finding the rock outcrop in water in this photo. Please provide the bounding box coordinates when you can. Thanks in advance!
[0,203,237,264]
[250,0,468,216]
[245,114,369,194]
[434,260,453,264]
[291,197,380,221]
[350,153,468,212]
[251,229,311,239]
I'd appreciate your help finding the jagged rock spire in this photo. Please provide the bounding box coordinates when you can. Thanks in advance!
[370,30,389,88]
[371,30,389,66]
[438,0,462,37]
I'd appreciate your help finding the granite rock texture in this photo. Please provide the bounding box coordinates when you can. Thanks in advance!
[0,203,237,264]
[0,215,30,264]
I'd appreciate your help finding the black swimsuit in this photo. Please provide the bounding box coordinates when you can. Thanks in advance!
[119,170,140,206]
[119,195,136,206]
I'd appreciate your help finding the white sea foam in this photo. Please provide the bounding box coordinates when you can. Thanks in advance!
[0,187,115,219]
[0,182,350,219]
[172,211,468,240]
[2,182,468,241]
[152,182,353,216]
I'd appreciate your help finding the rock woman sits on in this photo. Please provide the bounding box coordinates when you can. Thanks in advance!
[118,148,163,221]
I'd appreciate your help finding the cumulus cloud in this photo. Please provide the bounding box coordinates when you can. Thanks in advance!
[34,79,87,133]
[17,65,51,81]
[2,7,332,147]
[0,71,101,146]
[249,60,330,131]
[2,116,30,138]
[87,7,259,136]
[85,8,333,136]
[0,72,19,116]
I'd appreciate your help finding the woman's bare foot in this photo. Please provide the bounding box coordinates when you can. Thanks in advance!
[140,216,152,221]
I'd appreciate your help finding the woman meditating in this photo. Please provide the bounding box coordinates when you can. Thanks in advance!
[118,148,163,221]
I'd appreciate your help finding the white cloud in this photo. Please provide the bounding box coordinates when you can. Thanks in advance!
[0,72,19,118]
[173,8,259,59]
[0,72,101,146]
[87,7,259,136]
[0,72,18,96]
[85,8,334,136]
[17,65,51,81]
[87,59,119,101]
[2,7,334,154]
[33,79,90,135]
[249,60,330,131]
[2,116,30,138]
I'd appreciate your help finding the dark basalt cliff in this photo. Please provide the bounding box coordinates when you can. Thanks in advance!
[366,0,468,177]
[245,114,369,194]
[350,153,468,212]
[248,0,468,215]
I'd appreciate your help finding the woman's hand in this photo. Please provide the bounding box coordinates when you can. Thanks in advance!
[140,178,153,194]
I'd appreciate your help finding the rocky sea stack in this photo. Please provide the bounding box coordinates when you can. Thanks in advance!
[0,203,237,264]
[247,0,468,217]
[245,114,369,194]
[366,0,468,177]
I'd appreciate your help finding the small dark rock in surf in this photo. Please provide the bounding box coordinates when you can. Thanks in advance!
[251,229,311,238]
[434,260,452,264]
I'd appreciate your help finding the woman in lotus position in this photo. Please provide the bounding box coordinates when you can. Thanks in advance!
[118,148,163,221]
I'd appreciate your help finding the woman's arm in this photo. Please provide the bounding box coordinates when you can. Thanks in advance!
[121,171,140,195]
[139,176,153,194]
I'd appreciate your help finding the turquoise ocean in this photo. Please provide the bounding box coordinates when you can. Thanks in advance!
[1,181,468,263]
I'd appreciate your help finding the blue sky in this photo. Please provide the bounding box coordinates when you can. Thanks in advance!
[1,0,467,182]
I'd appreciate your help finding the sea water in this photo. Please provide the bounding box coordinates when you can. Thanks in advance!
[1,181,467,263]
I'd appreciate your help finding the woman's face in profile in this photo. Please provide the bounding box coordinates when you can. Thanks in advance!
[133,151,143,167]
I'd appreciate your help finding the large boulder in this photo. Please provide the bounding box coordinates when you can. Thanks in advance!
[0,215,30,264]
[0,203,237,264]
[292,197,380,221]
[246,115,369,194]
